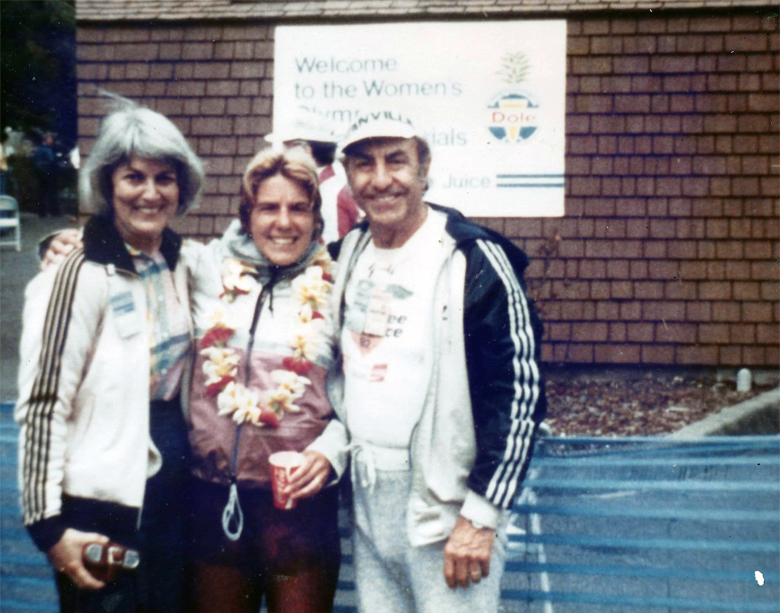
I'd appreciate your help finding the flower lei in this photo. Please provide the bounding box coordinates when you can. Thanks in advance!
[200,248,335,428]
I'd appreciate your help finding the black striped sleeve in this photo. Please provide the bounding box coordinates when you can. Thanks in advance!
[21,249,85,544]
[464,239,544,510]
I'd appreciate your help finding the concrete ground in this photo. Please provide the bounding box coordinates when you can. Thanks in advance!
[1,212,80,403]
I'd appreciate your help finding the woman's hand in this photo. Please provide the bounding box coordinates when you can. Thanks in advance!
[48,528,110,590]
[40,229,83,271]
[284,450,333,501]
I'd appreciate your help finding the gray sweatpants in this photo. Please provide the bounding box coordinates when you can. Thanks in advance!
[351,465,506,613]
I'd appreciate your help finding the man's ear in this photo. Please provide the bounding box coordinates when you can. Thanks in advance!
[419,157,432,186]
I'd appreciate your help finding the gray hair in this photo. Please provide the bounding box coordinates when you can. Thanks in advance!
[80,95,204,215]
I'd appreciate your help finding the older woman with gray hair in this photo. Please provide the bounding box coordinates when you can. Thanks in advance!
[16,98,203,613]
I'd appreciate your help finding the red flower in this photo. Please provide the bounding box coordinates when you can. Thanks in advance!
[206,376,235,397]
[258,409,280,428]
[201,326,234,349]
[282,356,313,375]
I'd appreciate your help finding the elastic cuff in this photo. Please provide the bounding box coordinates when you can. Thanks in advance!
[305,440,347,483]
[460,491,501,531]
[27,516,67,553]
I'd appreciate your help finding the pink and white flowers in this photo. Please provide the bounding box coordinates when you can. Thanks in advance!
[199,251,335,428]
[220,258,258,302]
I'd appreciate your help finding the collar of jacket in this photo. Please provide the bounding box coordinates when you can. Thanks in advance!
[82,213,182,275]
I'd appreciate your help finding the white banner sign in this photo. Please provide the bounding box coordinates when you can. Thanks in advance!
[273,21,566,217]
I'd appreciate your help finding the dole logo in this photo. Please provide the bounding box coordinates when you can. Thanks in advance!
[487,92,539,143]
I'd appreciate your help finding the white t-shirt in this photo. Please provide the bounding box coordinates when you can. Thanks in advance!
[341,208,449,449]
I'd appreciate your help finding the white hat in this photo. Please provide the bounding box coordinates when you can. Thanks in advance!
[340,111,418,151]
[266,108,338,146]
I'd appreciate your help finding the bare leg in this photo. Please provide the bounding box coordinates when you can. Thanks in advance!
[265,566,338,613]
[192,562,261,613]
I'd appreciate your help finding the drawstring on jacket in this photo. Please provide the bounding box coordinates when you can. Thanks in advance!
[220,267,281,540]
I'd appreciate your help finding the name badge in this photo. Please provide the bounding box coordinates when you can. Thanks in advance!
[363,291,390,337]
[109,286,142,338]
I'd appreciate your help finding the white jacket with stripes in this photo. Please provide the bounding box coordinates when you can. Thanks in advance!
[328,204,547,546]
[15,216,192,552]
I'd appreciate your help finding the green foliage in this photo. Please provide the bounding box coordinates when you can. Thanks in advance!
[1,1,76,146]
[497,52,531,85]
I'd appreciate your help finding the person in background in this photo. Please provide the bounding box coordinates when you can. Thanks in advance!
[328,111,547,613]
[266,109,360,244]
[0,142,8,195]
[34,132,59,217]
[16,98,203,613]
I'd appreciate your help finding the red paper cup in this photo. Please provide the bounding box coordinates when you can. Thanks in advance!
[269,451,305,510]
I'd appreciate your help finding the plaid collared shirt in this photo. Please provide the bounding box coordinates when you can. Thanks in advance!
[127,245,191,401]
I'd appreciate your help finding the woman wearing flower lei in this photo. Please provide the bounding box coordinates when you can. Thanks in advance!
[185,147,347,613]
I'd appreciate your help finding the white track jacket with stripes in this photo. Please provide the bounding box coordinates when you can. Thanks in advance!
[15,216,191,552]
[328,204,547,546]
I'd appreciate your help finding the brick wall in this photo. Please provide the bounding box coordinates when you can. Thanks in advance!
[76,9,780,368]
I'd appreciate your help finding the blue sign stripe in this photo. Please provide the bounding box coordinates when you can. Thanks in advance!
[497,183,565,188]
[496,174,565,178]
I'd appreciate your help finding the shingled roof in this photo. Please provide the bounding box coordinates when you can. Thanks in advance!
[76,0,776,22]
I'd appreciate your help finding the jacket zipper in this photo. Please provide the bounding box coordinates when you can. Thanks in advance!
[228,270,277,484]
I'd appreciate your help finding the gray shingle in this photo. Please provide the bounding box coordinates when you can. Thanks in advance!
[76,0,777,22]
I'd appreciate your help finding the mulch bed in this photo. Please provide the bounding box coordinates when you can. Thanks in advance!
[543,368,774,437]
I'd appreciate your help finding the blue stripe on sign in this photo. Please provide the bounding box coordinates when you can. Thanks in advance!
[502,589,777,612]
[524,477,779,492]
[505,561,779,584]
[511,503,778,522]
[510,533,780,553]
[496,183,564,188]
[496,174,565,178]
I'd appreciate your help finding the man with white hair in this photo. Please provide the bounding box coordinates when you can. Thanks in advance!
[328,111,546,612]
